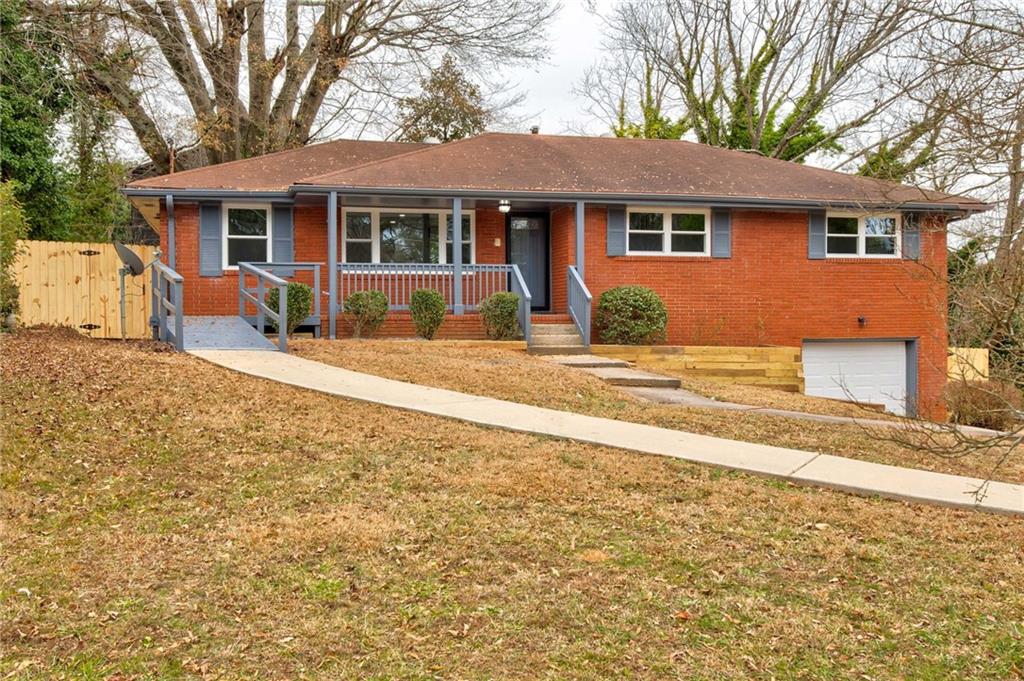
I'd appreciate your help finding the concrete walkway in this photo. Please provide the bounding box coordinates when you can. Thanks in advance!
[190,349,1024,517]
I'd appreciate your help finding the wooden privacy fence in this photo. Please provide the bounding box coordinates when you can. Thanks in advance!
[14,240,157,339]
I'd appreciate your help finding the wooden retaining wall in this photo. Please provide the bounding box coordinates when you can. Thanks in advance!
[591,344,805,392]
[13,240,156,339]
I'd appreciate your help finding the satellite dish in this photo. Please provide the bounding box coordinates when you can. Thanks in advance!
[114,241,146,276]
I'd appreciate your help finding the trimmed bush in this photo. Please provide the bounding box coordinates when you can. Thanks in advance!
[410,288,446,339]
[266,282,313,335]
[479,292,521,340]
[595,285,668,344]
[344,290,388,338]
[945,379,1024,431]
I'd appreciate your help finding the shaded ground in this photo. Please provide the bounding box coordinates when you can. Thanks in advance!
[2,328,1023,679]
[294,339,1023,483]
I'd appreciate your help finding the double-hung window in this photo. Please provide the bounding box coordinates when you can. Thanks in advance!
[341,208,474,264]
[826,213,900,258]
[223,204,272,268]
[627,208,709,255]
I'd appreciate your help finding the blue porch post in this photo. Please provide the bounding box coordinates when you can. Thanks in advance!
[327,191,338,338]
[166,193,176,269]
[452,197,463,314]
[575,200,585,277]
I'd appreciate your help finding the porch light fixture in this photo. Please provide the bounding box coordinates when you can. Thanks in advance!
[498,200,511,214]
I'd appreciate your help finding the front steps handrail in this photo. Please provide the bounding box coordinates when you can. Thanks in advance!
[567,265,592,347]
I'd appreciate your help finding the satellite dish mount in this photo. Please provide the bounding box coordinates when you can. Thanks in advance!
[114,241,161,340]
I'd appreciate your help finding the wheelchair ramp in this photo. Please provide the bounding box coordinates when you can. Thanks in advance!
[183,316,277,351]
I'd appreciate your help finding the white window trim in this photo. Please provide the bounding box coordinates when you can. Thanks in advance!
[341,207,476,264]
[223,203,273,270]
[625,206,711,256]
[825,212,902,259]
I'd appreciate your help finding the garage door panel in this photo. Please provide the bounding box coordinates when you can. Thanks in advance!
[802,342,908,415]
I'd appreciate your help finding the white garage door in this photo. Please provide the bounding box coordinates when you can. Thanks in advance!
[802,341,908,415]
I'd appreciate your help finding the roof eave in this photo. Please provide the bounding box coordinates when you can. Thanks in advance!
[291,184,991,214]
[121,187,295,200]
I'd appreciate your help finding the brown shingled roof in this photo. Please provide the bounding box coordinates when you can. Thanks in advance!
[127,139,428,191]
[126,132,987,211]
[298,133,987,210]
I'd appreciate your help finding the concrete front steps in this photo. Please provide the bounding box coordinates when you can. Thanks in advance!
[527,321,588,355]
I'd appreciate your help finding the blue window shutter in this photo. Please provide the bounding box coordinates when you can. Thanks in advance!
[902,212,921,260]
[808,209,826,260]
[607,206,627,256]
[199,202,222,276]
[711,208,732,258]
[272,205,295,275]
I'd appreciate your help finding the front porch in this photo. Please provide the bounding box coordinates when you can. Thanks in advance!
[219,193,593,349]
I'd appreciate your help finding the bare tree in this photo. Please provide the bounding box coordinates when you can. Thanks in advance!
[26,0,557,172]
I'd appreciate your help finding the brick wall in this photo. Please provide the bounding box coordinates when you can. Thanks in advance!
[580,205,949,419]
[161,199,949,418]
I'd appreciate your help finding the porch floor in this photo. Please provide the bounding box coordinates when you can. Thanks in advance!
[183,316,277,351]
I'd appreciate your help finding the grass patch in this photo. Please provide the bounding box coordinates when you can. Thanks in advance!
[294,339,1023,483]
[2,328,1022,679]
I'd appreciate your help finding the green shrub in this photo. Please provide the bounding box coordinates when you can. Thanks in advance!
[945,379,1024,431]
[594,285,668,345]
[344,290,389,338]
[0,181,28,318]
[410,288,446,339]
[266,282,313,335]
[479,292,521,340]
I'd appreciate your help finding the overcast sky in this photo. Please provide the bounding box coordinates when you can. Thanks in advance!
[502,0,611,137]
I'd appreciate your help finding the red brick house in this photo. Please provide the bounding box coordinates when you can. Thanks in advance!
[123,133,989,419]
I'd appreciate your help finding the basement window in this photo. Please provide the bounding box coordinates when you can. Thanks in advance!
[826,213,900,258]
[627,208,708,255]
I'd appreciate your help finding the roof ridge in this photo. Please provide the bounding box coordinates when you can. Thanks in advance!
[128,138,425,188]
[297,133,494,185]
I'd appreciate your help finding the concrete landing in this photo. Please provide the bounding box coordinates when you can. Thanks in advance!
[183,316,277,351]
[546,355,631,368]
[581,366,682,388]
[189,349,1024,517]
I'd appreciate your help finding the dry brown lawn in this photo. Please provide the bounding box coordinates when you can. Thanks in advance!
[2,329,1023,679]
[293,339,1023,484]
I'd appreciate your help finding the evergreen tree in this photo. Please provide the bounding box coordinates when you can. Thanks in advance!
[398,56,489,143]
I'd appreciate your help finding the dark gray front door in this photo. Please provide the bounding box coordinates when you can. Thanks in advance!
[507,214,549,310]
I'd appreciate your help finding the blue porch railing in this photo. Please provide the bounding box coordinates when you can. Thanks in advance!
[337,263,532,342]
[239,262,322,337]
[567,265,592,347]
[152,260,184,351]
[237,262,289,352]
